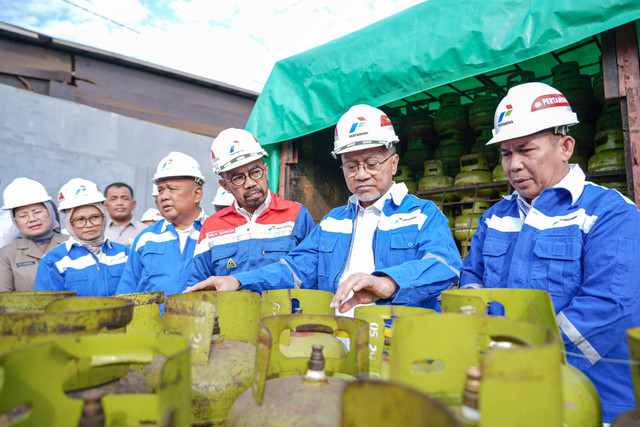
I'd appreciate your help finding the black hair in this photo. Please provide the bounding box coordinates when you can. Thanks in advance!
[104,182,134,199]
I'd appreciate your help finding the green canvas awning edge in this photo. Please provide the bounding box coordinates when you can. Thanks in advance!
[246,0,640,146]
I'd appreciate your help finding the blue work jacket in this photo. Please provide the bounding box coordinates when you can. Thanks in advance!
[35,237,129,296]
[234,184,462,310]
[460,166,640,422]
[116,212,206,297]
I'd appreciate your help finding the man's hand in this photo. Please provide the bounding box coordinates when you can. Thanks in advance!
[183,276,241,293]
[329,273,398,313]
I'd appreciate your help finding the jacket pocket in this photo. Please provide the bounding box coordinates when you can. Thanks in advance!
[610,237,639,299]
[211,242,239,271]
[263,237,296,256]
[387,231,417,266]
[140,244,168,276]
[481,237,511,287]
[64,270,88,290]
[532,236,582,297]
[317,236,339,283]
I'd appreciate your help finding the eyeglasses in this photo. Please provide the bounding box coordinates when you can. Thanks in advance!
[226,165,265,187]
[341,154,394,176]
[14,208,48,222]
[69,214,104,228]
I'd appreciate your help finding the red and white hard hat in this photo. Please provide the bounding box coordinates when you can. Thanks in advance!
[487,82,579,145]
[57,178,105,212]
[210,128,268,175]
[332,105,399,159]
[153,152,205,185]
[2,177,52,210]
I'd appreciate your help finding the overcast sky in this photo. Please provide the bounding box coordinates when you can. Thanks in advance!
[0,0,424,92]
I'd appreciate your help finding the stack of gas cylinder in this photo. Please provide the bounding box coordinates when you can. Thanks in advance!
[393,62,629,257]
[2,288,629,426]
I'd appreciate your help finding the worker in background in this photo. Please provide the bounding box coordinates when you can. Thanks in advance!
[459,82,640,423]
[0,178,67,291]
[212,186,234,212]
[140,208,163,226]
[116,152,206,296]
[187,128,315,286]
[35,178,129,296]
[185,106,462,314]
[104,182,146,248]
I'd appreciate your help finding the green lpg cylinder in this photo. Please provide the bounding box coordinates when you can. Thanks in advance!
[470,127,500,168]
[492,162,511,197]
[354,305,434,379]
[393,165,418,192]
[403,138,434,174]
[594,102,624,154]
[435,140,468,177]
[164,291,260,426]
[570,122,595,159]
[506,70,535,89]
[261,289,347,359]
[588,150,626,173]
[552,61,598,124]
[226,314,369,427]
[389,313,565,426]
[0,296,133,355]
[418,160,455,203]
[454,154,495,200]
[342,380,462,427]
[611,327,640,425]
[0,290,75,312]
[117,291,164,333]
[441,288,603,427]
[0,333,192,427]
[592,177,629,196]
[401,104,436,171]
[434,93,469,135]
[468,86,502,131]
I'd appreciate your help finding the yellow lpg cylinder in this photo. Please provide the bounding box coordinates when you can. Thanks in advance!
[164,291,260,426]
[611,327,640,425]
[441,288,603,426]
[453,213,480,247]
[354,305,434,379]
[492,163,510,197]
[0,290,75,313]
[0,333,192,427]
[117,291,164,333]
[0,296,133,356]
[261,289,347,359]
[454,154,495,200]
[227,314,369,427]
[389,313,565,426]
[342,380,460,426]
[393,165,418,192]
[418,160,455,203]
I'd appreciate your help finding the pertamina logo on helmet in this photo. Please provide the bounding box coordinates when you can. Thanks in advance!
[349,117,368,138]
[497,104,514,128]
[531,94,570,112]
[75,185,86,195]
[229,140,241,154]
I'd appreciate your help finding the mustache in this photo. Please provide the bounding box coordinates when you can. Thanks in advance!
[243,186,265,199]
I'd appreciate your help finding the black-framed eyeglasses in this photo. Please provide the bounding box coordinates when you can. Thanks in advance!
[341,154,394,176]
[69,214,104,228]
[226,165,265,187]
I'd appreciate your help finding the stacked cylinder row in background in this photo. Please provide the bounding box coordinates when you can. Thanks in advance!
[390,62,628,257]
[3,288,640,425]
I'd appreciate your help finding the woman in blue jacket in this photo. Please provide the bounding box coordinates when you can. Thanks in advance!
[35,178,129,296]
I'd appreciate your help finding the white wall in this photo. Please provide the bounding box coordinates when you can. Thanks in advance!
[0,83,222,220]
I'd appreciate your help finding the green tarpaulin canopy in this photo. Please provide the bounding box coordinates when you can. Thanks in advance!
[246,0,640,146]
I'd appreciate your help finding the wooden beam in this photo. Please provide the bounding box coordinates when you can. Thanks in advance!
[615,23,640,207]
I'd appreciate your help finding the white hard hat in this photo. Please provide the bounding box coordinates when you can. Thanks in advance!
[487,82,579,145]
[212,186,235,207]
[57,178,105,212]
[152,152,205,184]
[141,208,163,223]
[210,128,268,174]
[151,184,159,197]
[2,177,52,210]
[332,105,399,159]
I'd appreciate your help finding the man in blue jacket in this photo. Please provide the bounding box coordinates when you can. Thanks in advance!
[460,82,640,423]
[187,128,315,285]
[116,151,207,297]
[185,105,462,313]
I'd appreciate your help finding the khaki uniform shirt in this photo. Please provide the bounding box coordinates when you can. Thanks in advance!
[105,218,148,248]
[0,232,68,292]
